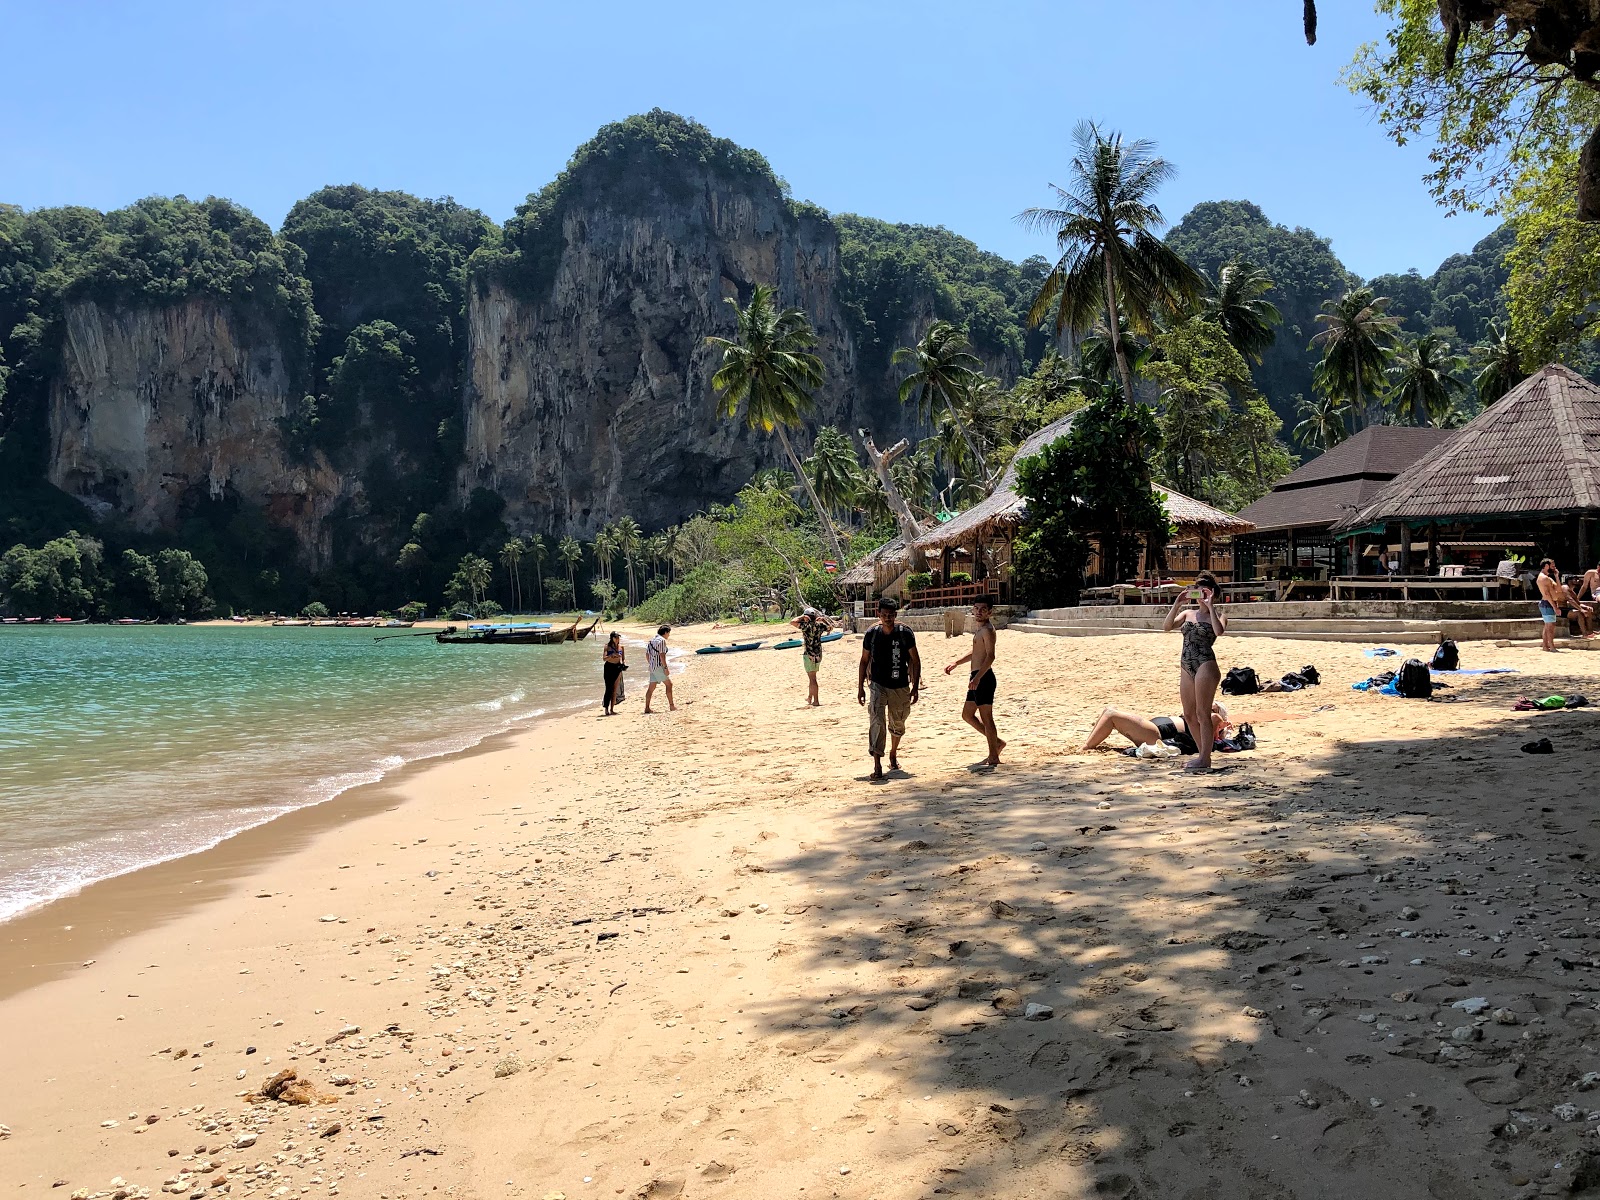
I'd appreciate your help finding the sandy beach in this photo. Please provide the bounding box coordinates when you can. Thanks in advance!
[7,622,1600,1199]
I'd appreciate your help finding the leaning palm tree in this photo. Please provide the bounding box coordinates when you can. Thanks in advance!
[1474,321,1527,406]
[499,540,524,612]
[1207,260,1281,363]
[893,321,989,481]
[1293,392,1347,453]
[1312,287,1402,430]
[557,535,583,603]
[805,425,861,527]
[706,284,846,564]
[1389,333,1467,427]
[1018,121,1204,407]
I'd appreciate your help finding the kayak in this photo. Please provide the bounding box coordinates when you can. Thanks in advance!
[695,641,765,655]
[771,631,845,650]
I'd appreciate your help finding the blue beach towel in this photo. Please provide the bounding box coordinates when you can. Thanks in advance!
[1363,647,1398,658]
[1433,667,1519,675]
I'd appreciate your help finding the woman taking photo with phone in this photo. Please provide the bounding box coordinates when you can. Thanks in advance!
[1163,571,1226,772]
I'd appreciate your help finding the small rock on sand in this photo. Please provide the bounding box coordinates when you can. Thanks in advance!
[1024,1003,1054,1021]
[234,1133,257,1148]
[1554,1103,1583,1122]
[494,1055,524,1078]
[1452,997,1490,1015]
[1242,1006,1269,1019]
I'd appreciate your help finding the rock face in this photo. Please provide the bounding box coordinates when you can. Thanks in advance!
[46,298,343,564]
[460,171,887,536]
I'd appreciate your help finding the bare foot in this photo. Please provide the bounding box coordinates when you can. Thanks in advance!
[1184,758,1211,773]
[991,739,1006,764]
[889,755,900,772]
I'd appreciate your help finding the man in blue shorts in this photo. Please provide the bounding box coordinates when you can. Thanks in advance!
[1537,559,1564,652]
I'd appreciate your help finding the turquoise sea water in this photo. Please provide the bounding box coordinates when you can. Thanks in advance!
[0,625,606,922]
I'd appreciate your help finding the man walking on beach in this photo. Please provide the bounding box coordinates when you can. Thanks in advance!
[945,598,1004,767]
[858,598,919,780]
[644,625,676,712]
[1537,559,1565,652]
[791,605,834,707]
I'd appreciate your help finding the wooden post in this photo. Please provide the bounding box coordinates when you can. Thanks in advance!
[1398,525,1412,574]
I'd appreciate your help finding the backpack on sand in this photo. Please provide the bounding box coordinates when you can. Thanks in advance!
[1431,639,1459,672]
[1396,658,1433,699]
[1221,666,1260,695]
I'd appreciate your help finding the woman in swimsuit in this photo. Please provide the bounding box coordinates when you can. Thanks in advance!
[1162,570,1226,772]
[1080,701,1231,754]
[602,632,626,715]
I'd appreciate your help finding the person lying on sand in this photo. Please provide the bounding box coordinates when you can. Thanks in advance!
[1080,702,1231,755]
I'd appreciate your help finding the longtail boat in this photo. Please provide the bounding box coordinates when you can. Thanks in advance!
[434,615,600,646]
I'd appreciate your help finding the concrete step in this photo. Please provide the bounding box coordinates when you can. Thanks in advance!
[1011,616,1546,643]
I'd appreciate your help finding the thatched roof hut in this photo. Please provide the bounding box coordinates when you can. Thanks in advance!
[836,529,927,595]
[915,413,1253,554]
[1334,364,1600,533]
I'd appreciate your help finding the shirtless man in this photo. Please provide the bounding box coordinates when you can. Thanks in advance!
[1537,559,1565,652]
[944,598,1005,767]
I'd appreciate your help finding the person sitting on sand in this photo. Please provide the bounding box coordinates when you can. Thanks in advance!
[944,598,1004,767]
[1163,571,1226,773]
[644,625,676,713]
[858,597,919,780]
[601,632,626,715]
[1080,701,1231,754]
[791,606,834,707]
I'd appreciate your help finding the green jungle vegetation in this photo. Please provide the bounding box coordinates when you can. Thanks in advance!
[4,5,1599,622]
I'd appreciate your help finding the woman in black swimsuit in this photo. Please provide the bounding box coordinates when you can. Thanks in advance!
[602,632,626,715]
[1162,570,1226,772]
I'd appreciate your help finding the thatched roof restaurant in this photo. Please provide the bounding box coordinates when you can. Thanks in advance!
[1330,364,1600,575]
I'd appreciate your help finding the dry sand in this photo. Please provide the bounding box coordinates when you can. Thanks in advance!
[6,622,1600,1199]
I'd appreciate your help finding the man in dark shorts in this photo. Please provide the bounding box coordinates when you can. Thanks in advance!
[858,597,920,780]
[944,598,1004,767]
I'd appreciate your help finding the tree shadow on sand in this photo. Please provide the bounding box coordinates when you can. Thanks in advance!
[727,666,1600,1199]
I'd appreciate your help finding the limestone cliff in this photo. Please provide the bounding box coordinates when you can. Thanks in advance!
[46,298,344,564]
[460,174,882,536]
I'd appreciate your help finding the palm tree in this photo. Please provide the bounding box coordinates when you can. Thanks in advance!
[524,534,547,610]
[1207,260,1281,363]
[806,425,861,526]
[1474,321,1527,406]
[499,540,524,612]
[1312,287,1402,430]
[592,527,616,592]
[893,321,989,481]
[1389,333,1467,427]
[557,535,583,602]
[613,516,643,606]
[1293,392,1347,453]
[1018,121,1204,407]
[457,553,493,609]
[707,284,846,564]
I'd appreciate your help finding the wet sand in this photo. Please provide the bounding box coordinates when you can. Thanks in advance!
[6,623,1600,1199]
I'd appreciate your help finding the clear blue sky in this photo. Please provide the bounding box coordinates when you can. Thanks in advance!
[0,0,1497,280]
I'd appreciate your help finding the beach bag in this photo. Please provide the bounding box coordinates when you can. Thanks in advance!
[1221,666,1260,696]
[1431,639,1460,671]
[1396,658,1433,699]
[1299,664,1320,685]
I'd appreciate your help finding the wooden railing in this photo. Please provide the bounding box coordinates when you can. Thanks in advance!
[903,582,1000,610]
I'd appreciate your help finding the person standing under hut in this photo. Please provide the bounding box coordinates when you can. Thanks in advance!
[858,597,920,780]
[601,632,626,715]
[1537,559,1565,652]
[944,598,1005,767]
[1162,571,1226,773]
[791,605,834,706]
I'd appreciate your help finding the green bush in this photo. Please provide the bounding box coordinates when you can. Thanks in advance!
[948,571,972,585]
[634,563,759,625]
[397,600,427,621]
[905,572,933,593]
[302,601,329,618]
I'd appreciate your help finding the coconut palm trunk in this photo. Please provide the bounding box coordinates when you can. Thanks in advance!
[776,426,845,564]
[1101,253,1137,407]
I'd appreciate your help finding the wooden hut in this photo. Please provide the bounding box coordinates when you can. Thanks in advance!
[909,414,1254,607]
[1332,364,1600,573]
[836,530,921,611]
[1234,426,1454,580]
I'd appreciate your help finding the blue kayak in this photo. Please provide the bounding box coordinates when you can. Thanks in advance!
[771,631,845,650]
[695,641,765,655]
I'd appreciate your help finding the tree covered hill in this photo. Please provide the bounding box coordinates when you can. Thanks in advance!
[1165,200,1511,427]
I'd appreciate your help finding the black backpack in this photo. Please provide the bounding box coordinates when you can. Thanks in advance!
[1396,658,1433,699]
[1298,664,1320,685]
[1221,666,1260,695]
[1431,639,1459,671]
